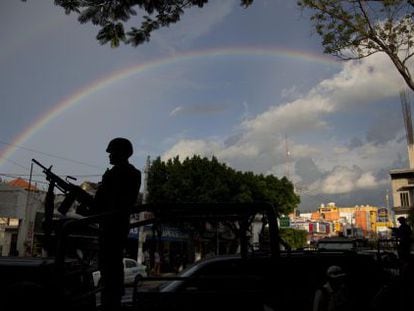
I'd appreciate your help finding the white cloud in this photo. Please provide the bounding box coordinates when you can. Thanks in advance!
[162,54,406,202]
[315,137,405,173]
[152,0,236,48]
[356,172,380,189]
[162,139,221,161]
[170,106,183,117]
[241,101,250,121]
[316,166,361,194]
[308,166,386,195]
[281,85,302,100]
[241,95,333,136]
[314,53,403,110]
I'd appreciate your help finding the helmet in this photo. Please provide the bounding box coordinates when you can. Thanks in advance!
[106,137,133,158]
[398,216,406,223]
[326,265,346,279]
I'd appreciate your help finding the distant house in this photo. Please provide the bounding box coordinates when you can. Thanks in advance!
[0,180,44,256]
[7,177,39,192]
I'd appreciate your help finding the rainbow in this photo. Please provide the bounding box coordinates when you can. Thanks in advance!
[0,46,340,168]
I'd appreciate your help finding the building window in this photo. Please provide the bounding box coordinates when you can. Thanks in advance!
[400,192,410,207]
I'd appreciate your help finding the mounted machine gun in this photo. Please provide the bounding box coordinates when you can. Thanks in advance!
[0,160,99,310]
[32,159,97,250]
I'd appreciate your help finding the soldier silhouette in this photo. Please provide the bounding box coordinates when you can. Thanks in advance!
[313,265,351,311]
[394,216,412,262]
[91,138,141,311]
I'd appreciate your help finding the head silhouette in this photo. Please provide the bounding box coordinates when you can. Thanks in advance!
[106,137,133,165]
[398,216,407,225]
[326,265,346,288]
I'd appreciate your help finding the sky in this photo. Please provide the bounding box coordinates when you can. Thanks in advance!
[0,0,410,211]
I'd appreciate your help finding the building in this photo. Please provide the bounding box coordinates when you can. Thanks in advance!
[389,91,414,222]
[0,180,44,256]
[298,203,392,240]
[389,168,414,221]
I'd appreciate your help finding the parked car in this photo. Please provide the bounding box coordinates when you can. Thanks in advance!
[93,258,147,287]
[133,251,387,311]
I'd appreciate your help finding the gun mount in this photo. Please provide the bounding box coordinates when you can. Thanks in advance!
[32,158,93,215]
[0,160,100,310]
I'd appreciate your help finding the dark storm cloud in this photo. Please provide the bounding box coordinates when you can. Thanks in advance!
[299,184,387,211]
[347,137,364,149]
[295,157,323,184]
[366,108,403,145]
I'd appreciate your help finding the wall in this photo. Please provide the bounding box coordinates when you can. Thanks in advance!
[0,183,44,256]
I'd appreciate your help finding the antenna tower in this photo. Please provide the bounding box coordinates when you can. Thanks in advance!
[284,134,290,179]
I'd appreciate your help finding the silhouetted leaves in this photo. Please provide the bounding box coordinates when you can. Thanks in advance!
[280,228,307,249]
[147,155,300,215]
[46,1,254,47]
[298,0,414,91]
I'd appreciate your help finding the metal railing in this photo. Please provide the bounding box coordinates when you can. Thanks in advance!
[52,202,282,308]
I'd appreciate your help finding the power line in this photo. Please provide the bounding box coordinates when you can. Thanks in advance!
[0,176,49,187]
[0,173,101,179]
[0,173,47,177]
[1,157,28,170]
[0,139,103,169]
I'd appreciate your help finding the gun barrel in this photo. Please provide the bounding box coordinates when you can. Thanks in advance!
[32,158,48,171]
[31,158,94,216]
[32,158,67,192]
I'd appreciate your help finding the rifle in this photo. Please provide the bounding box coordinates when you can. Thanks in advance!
[32,159,94,216]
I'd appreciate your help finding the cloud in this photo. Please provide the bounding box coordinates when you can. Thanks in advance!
[365,110,404,145]
[313,53,402,110]
[347,137,364,149]
[308,166,385,195]
[152,0,236,48]
[162,139,221,161]
[241,95,333,136]
[281,85,302,100]
[241,101,250,121]
[294,157,323,184]
[170,106,184,117]
[169,102,229,117]
[315,138,405,173]
[162,53,406,208]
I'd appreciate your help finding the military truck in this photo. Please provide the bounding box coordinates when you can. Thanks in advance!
[0,255,96,310]
[129,204,387,311]
[0,160,99,310]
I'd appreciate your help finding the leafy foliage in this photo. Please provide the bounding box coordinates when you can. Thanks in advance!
[49,0,253,47]
[298,0,414,91]
[279,228,308,249]
[147,155,300,215]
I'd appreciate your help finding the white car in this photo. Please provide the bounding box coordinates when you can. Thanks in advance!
[93,258,147,287]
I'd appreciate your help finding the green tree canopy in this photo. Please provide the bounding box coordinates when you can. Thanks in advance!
[298,0,414,91]
[280,228,308,249]
[49,0,253,47]
[147,155,300,215]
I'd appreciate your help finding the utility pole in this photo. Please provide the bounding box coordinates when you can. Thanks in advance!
[16,162,35,256]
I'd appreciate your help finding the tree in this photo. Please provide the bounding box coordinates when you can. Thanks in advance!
[147,155,300,254]
[298,0,414,91]
[279,228,308,249]
[48,0,253,48]
[147,155,300,215]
